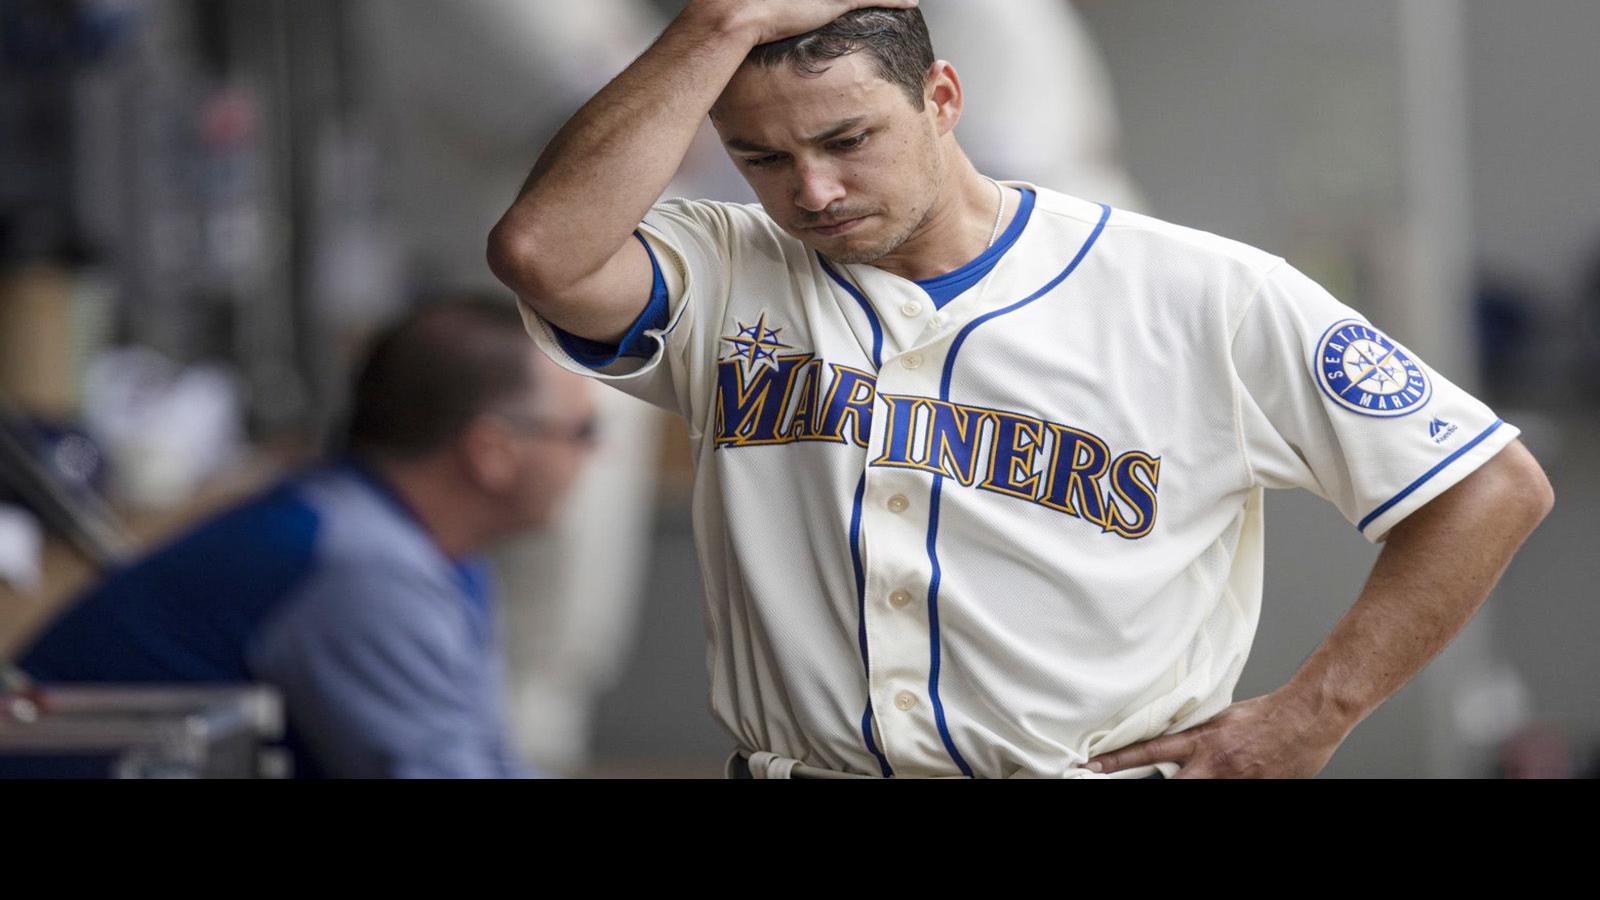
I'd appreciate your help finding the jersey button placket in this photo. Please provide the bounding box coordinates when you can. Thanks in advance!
[858,332,950,772]
[858,491,937,767]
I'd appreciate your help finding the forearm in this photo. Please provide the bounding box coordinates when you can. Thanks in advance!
[1275,442,1554,740]
[489,4,756,296]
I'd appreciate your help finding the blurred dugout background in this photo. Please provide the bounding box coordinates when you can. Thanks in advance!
[0,0,1594,777]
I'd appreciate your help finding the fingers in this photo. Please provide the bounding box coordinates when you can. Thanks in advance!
[753,0,920,47]
[843,0,919,12]
[1087,732,1194,774]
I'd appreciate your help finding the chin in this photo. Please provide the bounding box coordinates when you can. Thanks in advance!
[807,233,897,266]
[505,506,553,536]
[822,249,885,266]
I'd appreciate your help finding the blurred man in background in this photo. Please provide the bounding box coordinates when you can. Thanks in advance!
[15,298,595,778]
[357,0,679,774]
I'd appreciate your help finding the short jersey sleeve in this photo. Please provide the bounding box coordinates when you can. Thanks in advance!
[520,197,737,431]
[1230,260,1521,542]
[549,232,672,367]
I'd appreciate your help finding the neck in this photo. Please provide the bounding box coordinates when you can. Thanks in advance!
[364,455,490,561]
[871,152,1018,282]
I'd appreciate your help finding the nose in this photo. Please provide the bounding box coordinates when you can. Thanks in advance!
[792,160,846,215]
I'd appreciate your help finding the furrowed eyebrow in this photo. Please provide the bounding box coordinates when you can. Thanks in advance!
[805,117,868,144]
[725,117,869,154]
[724,137,780,154]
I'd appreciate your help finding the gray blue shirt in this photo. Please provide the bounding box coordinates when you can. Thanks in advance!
[20,460,532,778]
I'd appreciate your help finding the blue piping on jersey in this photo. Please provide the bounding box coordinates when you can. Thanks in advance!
[941,204,1114,393]
[850,471,895,777]
[921,474,972,776]
[923,202,1114,777]
[819,256,884,369]
[1357,419,1504,534]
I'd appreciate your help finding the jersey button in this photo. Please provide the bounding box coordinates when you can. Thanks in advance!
[889,589,914,609]
[887,494,910,513]
[902,353,924,370]
[894,691,919,712]
[900,301,923,318]
[929,313,946,328]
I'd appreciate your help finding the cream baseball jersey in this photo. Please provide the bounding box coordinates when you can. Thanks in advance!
[519,181,1519,778]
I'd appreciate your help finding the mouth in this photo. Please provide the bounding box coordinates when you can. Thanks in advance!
[808,216,870,237]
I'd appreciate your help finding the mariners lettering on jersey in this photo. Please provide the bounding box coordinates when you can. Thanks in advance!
[1316,319,1432,418]
[715,352,876,450]
[712,334,1161,540]
[870,394,1160,539]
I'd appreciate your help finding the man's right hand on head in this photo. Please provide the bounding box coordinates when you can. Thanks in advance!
[692,0,920,49]
[492,0,919,346]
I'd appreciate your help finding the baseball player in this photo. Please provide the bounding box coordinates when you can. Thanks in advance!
[488,2,1553,778]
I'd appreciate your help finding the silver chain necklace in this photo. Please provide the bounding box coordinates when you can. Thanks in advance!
[986,177,1007,249]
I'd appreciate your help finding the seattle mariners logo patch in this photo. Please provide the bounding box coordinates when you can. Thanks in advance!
[1315,319,1431,417]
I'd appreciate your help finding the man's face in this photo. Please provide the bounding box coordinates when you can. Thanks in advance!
[495,352,598,532]
[711,52,944,265]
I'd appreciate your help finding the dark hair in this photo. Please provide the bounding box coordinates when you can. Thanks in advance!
[345,296,536,460]
[743,8,935,111]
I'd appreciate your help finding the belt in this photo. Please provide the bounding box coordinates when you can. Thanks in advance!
[725,749,1170,779]
[726,749,883,779]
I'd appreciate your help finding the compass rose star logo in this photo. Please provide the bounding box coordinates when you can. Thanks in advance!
[720,312,793,379]
[1347,342,1403,391]
[1315,319,1432,417]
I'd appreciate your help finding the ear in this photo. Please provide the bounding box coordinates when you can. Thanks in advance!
[459,417,518,492]
[925,60,963,137]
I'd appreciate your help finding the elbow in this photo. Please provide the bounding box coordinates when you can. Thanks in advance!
[487,215,543,299]
[1499,440,1555,534]
[487,213,574,313]
[1525,459,1555,527]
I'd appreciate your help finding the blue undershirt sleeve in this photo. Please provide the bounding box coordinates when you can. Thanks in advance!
[551,231,670,369]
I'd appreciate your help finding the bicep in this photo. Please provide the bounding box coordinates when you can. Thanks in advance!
[520,198,740,425]
[526,234,658,346]
[1393,438,1553,536]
